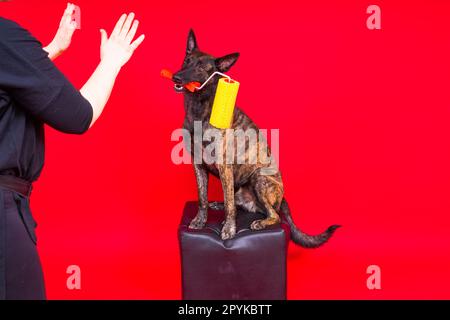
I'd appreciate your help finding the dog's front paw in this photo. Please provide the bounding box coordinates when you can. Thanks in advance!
[250,219,266,231]
[189,215,207,229]
[221,221,236,240]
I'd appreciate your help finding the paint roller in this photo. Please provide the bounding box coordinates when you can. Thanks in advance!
[161,69,240,129]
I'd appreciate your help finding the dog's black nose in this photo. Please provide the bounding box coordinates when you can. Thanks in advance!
[172,74,183,84]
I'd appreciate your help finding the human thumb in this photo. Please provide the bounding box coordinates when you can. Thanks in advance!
[100,29,108,47]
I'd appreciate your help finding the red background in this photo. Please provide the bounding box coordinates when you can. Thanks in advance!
[2,0,450,299]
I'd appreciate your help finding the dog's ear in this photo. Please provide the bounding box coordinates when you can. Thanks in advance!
[186,29,198,55]
[215,53,240,72]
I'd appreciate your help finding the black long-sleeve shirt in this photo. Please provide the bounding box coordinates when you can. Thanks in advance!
[0,17,93,182]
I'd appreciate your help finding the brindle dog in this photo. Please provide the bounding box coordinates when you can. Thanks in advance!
[172,30,340,247]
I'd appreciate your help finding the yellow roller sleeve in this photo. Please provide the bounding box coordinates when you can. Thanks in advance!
[209,78,240,129]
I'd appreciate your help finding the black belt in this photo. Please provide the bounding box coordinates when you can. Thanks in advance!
[0,175,33,198]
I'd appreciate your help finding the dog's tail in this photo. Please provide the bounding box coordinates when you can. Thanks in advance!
[280,198,340,248]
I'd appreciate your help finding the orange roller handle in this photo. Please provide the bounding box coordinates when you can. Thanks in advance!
[185,82,201,93]
[161,69,173,80]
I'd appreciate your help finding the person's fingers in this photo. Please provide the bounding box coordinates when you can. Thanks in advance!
[130,34,145,51]
[64,11,74,28]
[119,12,135,39]
[64,3,73,17]
[59,4,70,26]
[61,3,74,25]
[125,20,139,44]
[68,3,75,15]
[62,3,70,18]
[100,29,108,47]
[111,14,127,38]
[62,5,75,30]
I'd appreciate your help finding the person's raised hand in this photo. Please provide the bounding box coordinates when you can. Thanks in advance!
[44,2,78,60]
[99,13,145,70]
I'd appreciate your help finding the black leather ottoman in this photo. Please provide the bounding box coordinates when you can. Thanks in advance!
[178,202,290,300]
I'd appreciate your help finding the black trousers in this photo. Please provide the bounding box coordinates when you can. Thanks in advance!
[0,189,46,300]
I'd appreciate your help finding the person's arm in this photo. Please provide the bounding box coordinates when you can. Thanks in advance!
[80,13,145,128]
[0,13,144,134]
[43,3,78,61]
